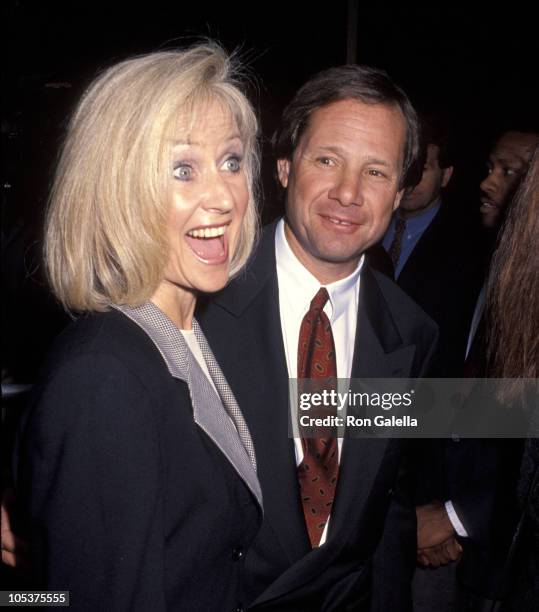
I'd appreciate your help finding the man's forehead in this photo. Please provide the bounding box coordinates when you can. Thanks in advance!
[299,99,406,146]
[308,98,403,122]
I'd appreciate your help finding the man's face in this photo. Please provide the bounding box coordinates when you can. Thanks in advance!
[278,99,406,282]
[399,144,453,218]
[479,131,539,228]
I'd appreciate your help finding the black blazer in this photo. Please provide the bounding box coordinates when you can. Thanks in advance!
[198,221,438,611]
[391,204,485,376]
[14,310,262,611]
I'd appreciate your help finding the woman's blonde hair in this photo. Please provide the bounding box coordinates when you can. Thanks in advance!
[45,43,259,312]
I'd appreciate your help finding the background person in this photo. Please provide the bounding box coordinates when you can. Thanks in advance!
[382,112,484,379]
[416,132,539,610]
[478,130,539,230]
[486,145,539,611]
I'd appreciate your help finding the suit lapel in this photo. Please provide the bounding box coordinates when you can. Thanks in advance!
[353,267,416,379]
[115,302,263,508]
[210,223,311,563]
[192,319,257,471]
[328,267,415,540]
[186,344,263,507]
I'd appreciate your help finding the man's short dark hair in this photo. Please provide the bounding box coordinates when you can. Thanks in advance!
[272,64,420,190]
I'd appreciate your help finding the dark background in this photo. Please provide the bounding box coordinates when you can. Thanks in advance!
[4,1,538,223]
[2,0,538,383]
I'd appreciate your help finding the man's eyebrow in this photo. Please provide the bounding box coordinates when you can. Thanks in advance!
[364,156,393,167]
[313,145,393,167]
[313,145,345,156]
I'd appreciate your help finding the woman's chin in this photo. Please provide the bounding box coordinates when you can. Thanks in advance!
[191,268,231,295]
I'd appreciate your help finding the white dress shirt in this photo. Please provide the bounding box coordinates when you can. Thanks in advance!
[275,219,364,544]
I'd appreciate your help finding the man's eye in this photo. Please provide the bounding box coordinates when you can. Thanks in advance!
[317,157,334,166]
[173,164,193,181]
[223,156,242,173]
[368,169,386,178]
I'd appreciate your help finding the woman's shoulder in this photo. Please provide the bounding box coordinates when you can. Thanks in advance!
[46,308,168,379]
[25,309,181,432]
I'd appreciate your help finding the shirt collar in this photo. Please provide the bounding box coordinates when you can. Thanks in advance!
[396,198,441,235]
[275,218,363,323]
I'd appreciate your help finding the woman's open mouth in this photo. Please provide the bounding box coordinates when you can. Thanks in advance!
[185,223,229,264]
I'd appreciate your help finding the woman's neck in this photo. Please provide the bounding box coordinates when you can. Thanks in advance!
[150,281,197,330]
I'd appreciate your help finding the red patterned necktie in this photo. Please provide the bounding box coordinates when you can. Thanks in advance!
[388,217,406,269]
[297,287,339,547]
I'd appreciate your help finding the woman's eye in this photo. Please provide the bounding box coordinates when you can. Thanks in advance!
[223,156,242,173]
[503,167,517,177]
[173,164,193,181]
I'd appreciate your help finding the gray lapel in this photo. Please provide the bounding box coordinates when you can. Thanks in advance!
[192,320,257,469]
[113,302,262,507]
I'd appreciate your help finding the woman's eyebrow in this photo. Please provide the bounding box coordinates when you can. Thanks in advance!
[170,134,243,147]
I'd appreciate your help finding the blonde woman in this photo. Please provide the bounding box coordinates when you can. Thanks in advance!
[13,44,262,610]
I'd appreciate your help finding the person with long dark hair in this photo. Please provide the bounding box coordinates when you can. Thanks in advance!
[485,145,539,611]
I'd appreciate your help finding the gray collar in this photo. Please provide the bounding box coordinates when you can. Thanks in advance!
[113,301,262,508]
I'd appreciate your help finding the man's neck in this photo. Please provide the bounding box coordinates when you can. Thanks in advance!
[399,198,441,221]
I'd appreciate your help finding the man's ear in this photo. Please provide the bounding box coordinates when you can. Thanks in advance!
[393,189,404,211]
[441,165,454,188]
[277,158,290,188]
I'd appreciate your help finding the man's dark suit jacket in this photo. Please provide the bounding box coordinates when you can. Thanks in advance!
[379,204,486,377]
[375,207,520,598]
[198,221,438,611]
[14,310,261,611]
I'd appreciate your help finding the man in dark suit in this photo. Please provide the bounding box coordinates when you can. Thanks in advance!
[379,112,486,565]
[382,112,485,378]
[198,65,438,611]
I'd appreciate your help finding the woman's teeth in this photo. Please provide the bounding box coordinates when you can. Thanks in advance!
[187,225,226,238]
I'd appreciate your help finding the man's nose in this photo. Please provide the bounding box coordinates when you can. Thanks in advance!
[328,171,363,206]
[480,171,498,197]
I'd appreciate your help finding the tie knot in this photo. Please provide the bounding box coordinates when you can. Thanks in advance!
[310,287,330,313]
